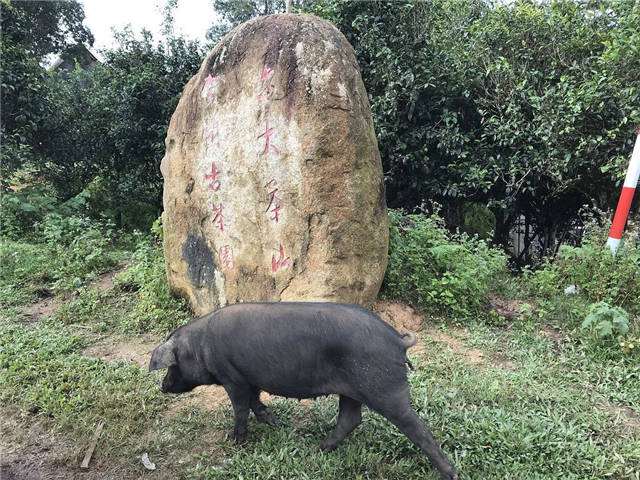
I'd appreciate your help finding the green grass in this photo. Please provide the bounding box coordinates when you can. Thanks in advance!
[0,322,168,465]
[2,311,638,479]
[1,233,638,479]
[0,236,129,310]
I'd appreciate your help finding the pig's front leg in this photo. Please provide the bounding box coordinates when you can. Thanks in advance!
[250,387,278,426]
[223,383,251,442]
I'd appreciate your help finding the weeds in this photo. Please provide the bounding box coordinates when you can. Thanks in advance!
[113,232,191,333]
[0,216,126,309]
[0,322,167,454]
[383,209,509,320]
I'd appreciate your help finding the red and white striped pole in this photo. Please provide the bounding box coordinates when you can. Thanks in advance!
[606,127,640,255]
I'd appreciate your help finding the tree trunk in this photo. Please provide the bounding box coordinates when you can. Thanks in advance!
[492,209,511,252]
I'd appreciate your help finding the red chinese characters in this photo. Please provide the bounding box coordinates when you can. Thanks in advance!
[211,203,226,232]
[265,179,283,222]
[272,244,292,272]
[205,163,221,191]
[258,120,280,155]
[218,245,234,270]
[202,124,220,148]
[202,74,218,103]
[257,65,275,101]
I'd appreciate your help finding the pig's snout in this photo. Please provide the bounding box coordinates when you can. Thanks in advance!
[158,379,168,393]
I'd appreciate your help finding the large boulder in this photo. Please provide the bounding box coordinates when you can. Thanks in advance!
[161,13,388,316]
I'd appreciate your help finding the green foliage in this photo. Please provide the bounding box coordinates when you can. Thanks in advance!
[206,0,309,42]
[0,218,124,308]
[462,202,495,240]
[0,185,57,238]
[0,0,93,182]
[35,30,205,215]
[1,0,93,60]
[2,14,203,228]
[313,0,640,250]
[582,301,630,338]
[114,232,190,333]
[384,209,508,319]
[526,226,640,315]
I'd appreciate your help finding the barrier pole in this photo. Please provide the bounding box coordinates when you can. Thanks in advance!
[606,127,640,255]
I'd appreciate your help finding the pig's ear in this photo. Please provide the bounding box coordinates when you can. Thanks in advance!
[149,341,177,371]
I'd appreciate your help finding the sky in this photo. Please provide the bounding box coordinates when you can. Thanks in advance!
[80,0,218,53]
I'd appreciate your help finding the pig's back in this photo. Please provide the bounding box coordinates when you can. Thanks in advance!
[207,302,409,399]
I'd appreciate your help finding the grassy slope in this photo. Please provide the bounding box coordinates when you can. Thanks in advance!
[1,238,638,479]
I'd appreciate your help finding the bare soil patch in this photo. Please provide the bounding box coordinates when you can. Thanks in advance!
[21,295,65,322]
[490,354,517,371]
[82,335,160,369]
[373,300,514,370]
[87,270,120,293]
[19,267,126,323]
[374,299,424,333]
[0,410,119,480]
[425,330,486,366]
[487,295,529,321]
[165,385,231,414]
[598,401,640,433]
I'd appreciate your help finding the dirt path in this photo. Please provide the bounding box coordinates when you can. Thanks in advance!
[374,299,516,370]
[0,410,112,480]
[19,268,127,323]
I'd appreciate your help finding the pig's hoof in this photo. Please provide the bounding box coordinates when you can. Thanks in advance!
[233,430,247,444]
[443,467,458,480]
[318,441,336,453]
[256,409,279,426]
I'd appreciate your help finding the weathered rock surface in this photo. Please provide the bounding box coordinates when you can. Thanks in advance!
[161,13,388,316]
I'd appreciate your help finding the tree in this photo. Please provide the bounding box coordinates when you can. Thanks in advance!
[0,0,94,184]
[1,0,93,60]
[36,29,206,224]
[313,0,640,257]
[206,0,309,42]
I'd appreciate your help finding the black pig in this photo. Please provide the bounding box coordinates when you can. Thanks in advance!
[149,302,458,480]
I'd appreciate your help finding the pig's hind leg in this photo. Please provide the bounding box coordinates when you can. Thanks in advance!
[250,387,278,426]
[319,395,362,452]
[367,388,458,480]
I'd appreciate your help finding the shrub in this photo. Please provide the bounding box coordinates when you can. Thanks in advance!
[0,185,57,238]
[383,209,508,319]
[0,215,123,308]
[581,301,629,338]
[462,202,496,240]
[526,223,640,315]
[114,231,190,333]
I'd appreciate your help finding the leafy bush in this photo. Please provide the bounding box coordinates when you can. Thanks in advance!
[0,185,57,238]
[462,202,496,240]
[0,216,124,307]
[114,231,190,333]
[581,301,629,338]
[313,0,640,252]
[383,209,508,319]
[578,301,640,359]
[526,227,640,315]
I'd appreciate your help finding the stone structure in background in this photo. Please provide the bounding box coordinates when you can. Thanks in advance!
[161,14,388,316]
